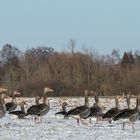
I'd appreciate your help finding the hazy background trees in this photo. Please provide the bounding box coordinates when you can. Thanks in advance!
[0,43,140,96]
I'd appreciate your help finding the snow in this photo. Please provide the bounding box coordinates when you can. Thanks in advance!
[0,97,140,140]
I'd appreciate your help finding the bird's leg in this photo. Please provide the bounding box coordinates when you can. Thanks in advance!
[32,116,36,123]
[89,118,91,123]
[96,117,99,124]
[108,119,112,124]
[35,116,37,123]
[38,117,40,123]
[41,117,42,123]
[132,122,135,133]
[80,119,88,126]
[122,122,125,130]
[35,116,39,123]
[77,118,80,125]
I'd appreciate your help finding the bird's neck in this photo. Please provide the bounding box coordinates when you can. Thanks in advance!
[92,103,96,107]
[84,93,89,107]
[35,97,40,105]
[136,97,140,109]
[0,96,6,111]
[116,98,120,109]
[94,93,99,103]
[21,104,25,113]
[0,97,3,105]
[126,96,131,109]
[96,101,100,107]
[12,97,17,104]
[43,96,49,106]
[62,105,66,112]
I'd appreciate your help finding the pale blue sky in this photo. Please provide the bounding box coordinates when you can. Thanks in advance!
[0,0,140,54]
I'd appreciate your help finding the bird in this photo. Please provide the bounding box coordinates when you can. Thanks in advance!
[66,89,91,125]
[88,92,102,123]
[112,93,131,121]
[25,87,54,123]
[24,96,42,121]
[9,101,27,119]
[0,93,7,118]
[113,95,140,132]
[5,91,21,112]
[55,102,68,119]
[26,96,42,115]
[102,96,120,123]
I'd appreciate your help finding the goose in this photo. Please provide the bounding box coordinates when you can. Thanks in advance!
[102,96,120,123]
[88,92,102,123]
[9,101,27,119]
[0,93,7,118]
[25,87,53,123]
[129,99,140,133]
[55,102,68,119]
[113,95,140,132]
[26,96,41,115]
[66,90,91,125]
[112,94,131,122]
[6,91,21,112]
[25,96,42,121]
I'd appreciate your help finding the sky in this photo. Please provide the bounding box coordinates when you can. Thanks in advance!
[0,0,140,55]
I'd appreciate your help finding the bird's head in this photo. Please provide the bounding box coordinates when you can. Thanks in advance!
[0,93,7,99]
[44,87,54,94]
[0,88,7,93]
[13,91,22,97]
[21,101,28,106]
[62,102,68,106]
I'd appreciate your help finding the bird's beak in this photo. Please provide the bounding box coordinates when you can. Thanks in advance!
[0,88,8,93]
[14,91,22,96]
[25,102,28,106]
[49,88,54,92]
[46,87,54,92]
[7,95,11,98]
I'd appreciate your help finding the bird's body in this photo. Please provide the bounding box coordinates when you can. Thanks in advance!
[66,90,91,125]
[113,108,137,121]
[67,105,90,119]
[113,94,131,121]
[26,96,41,116]
[10,110,25,118]
[103,107,119,119]
[90,104,102,117]
[26,87,53,122]
[88,92,102,123]
[32,102,50,116]
[55,111,67,116]
[102,96,120,123]
[55,102,68,118]
[9,101,27,119]
[6,102,17,112]
[5,91,21,112]
[27,96,50,123]
[113,95,140,132]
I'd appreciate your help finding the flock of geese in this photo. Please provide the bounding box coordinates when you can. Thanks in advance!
[0,87,53,123]
[0,87,140,133]
[56,89,140,133]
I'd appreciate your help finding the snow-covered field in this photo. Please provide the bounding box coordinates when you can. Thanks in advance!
[0,97,140,140]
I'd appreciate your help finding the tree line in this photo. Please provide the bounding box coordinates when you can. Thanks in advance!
[0,43,140,96]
